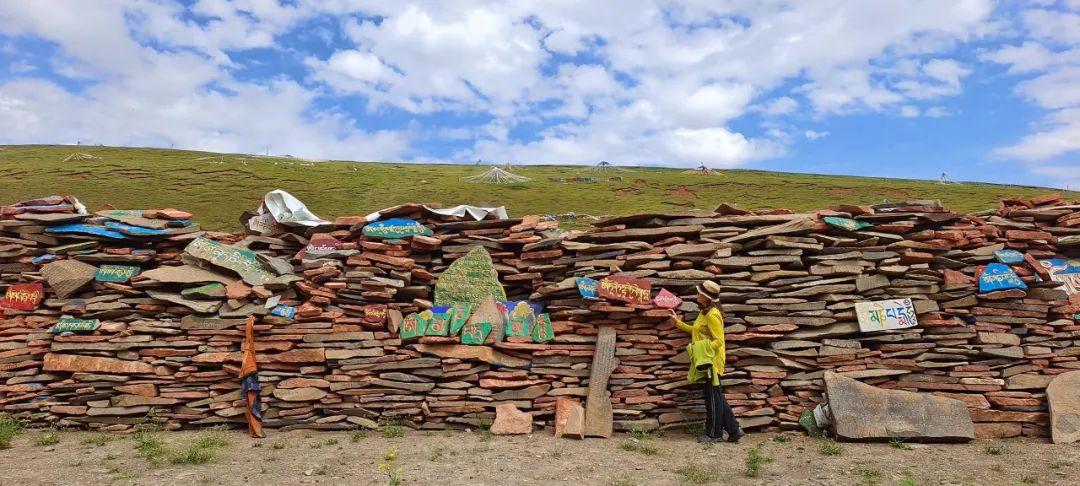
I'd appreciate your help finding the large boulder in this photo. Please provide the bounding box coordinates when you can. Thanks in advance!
[1048,370,1080,444]
[824,372,974,442]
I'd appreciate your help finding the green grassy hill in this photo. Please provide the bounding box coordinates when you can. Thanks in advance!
[1,144,1074,231]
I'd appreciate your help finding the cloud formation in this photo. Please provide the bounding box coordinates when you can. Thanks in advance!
[0,1,1076,184]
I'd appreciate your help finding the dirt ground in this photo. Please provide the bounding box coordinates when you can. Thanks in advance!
[1,427,1078,486]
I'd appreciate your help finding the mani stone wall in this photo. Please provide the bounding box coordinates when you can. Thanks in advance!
[1,195,1078,439]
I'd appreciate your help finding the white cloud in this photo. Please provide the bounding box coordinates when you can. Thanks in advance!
[3,0,1072,180]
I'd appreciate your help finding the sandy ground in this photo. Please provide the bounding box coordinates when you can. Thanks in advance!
[1,427,1078,486]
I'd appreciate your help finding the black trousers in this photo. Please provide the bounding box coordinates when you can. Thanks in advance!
[702,380,740,439]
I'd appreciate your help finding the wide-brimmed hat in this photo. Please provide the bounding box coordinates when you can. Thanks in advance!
[696,280,722,302]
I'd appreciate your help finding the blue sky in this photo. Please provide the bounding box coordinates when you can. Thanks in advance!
[0,1,1077,188]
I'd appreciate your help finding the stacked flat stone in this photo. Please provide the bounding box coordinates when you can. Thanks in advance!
[1,194,1077,439]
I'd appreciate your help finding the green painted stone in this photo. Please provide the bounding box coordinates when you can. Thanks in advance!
[50,316,101,334]
[399,312,427,339]
[448,303,473,335]
[95,264,140,283]
[823,216,873,231]
[504,301,535,338]
[181,282,226,300]
[434,246,505,306]
[426,308,452,336]
[532,313,554,343]
[461,322,492,345]
[184,236,276,286]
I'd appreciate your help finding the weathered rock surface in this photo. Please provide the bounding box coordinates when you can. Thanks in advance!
[1048,371,1080,444]
[824,372,974,442]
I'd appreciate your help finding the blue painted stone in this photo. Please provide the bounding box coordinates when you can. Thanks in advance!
[979,263,1027,293]
[576,277,599,298]
[994,249,1024,264]
[46,224,126,239]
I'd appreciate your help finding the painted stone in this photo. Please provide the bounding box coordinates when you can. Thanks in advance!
[426,306,452,336]
[448,302,472,335]
[598,276,652,306]
[45,223,126,239]
[0,282,44,311]
[362,218,433,239]
[434,246,505,306]
[50,316,101,334]
[460,321,492,345]
[531,313,554,343]
[652,288,683,309]
[979,263,1027,293]
[103,221,172,236]
[503,301,539,338]
[855,298,919,332]
[95,264,140,283]
[576,277,599,298]
[823,216,873,231]
[364,304,388,325]
[270,305,296,319]
[400,312,427,339]
[994,249,1024,264]
[181,283,226,299]
[467,295,506,344]
[184,237,276,286]
[300,233,343,259]
[1039,258,1080,296]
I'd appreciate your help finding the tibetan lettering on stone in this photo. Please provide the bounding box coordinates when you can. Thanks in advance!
[0,282,44,311]
[426,307,452,336]
[449,302,472,335]
[184,236,276,286]
[994,249,1024,264]
[460,321,492,345]
[270,305,296,319]
[300,233,343,259]
[41,259,98,298]
[531,313,554,343]
[979,263,1027,293]
[364,304,388,325]
[95,264,140,283]
[400,312,426,339]
[503,301,539,338]
[855,298,918,332]
[598,276,652,306]
[51,316,101,334]
[1039,258,1080,296]
[362,218,433,240]
[576,277,598,298]
[652,288,683,309]
[434,246,505,306]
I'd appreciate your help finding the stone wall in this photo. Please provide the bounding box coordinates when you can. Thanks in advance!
[1,195,1078,438]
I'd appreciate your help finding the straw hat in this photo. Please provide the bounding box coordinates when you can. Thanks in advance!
[696,280,721,302]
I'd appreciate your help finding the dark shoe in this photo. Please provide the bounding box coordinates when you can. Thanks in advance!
[727,428,745,443]
[697,434,721,443]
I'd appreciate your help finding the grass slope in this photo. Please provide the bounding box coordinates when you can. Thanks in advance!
[2,144,1074,231]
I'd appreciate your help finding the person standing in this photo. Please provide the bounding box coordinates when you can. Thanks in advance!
[668,280,744,443]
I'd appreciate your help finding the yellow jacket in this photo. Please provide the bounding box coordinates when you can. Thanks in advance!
[675,307,726,380]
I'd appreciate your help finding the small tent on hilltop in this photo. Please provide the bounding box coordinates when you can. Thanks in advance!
[463,165,531,184]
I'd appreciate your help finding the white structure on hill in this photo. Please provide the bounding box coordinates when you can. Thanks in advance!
[62,153,100,162]
[463,165,531,184]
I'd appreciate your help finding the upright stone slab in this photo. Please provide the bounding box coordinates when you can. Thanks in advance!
[824,372,974,442]
[555,397,585,439]
[584,326,617,438]
[1048,370,1080,444]
[434,246,505,306]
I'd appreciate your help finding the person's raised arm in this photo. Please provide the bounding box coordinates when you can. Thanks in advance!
[667,309,693,334]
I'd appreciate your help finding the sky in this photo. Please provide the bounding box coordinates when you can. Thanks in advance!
[0,1,1077,188]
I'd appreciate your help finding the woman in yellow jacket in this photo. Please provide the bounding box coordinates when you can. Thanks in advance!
[668,280,744,443]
